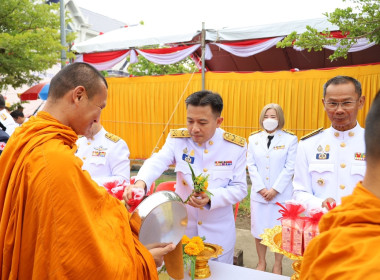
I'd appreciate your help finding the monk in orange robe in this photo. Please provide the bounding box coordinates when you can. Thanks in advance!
[0,63,174,279]
[300,90,380,280]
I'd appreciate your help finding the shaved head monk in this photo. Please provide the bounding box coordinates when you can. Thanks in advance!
[300,89,380,279]
[0,62,174,279]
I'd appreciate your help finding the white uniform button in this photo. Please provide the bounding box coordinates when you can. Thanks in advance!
[266,166,269,169]
[266,155,269,158]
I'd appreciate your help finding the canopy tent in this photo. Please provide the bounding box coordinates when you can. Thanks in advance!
[72,18,380,72]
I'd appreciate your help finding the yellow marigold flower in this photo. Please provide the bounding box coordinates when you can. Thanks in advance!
[191,236,205,252]
[182,235,190,245]
[184,242,201,256]
[204,181,208,190]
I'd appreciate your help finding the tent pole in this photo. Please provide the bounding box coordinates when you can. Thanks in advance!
[201,22,205,90]
[60,0,66,69]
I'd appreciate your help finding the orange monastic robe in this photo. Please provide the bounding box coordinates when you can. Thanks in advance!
[300,182,380,279]
[0,112,157,280]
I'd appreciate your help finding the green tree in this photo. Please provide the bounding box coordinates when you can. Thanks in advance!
[0,0,74,91]
[277,0,380,60]
[127,45,199,76]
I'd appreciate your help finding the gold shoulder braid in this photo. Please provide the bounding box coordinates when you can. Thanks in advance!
[105,132,120,142]
[170,129,191,138]
[250,130,261,136]
[300,127,324,141]
[223,132,246,147]
[282,129,295,135]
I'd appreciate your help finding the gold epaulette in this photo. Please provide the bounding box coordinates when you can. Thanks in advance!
[78,135,84,138]
[300,127,324,141]
[170,129,190,138]
[223,132,246,147]
[282,129,295,135]
[105,132,120,143]
[250,130,261,136]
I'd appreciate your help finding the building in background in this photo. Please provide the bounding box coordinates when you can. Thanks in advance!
[2,0,128,116]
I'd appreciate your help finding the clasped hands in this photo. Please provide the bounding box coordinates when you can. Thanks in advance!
[259,188,278,201]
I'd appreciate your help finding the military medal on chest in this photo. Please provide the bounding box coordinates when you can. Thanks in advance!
[182,147,195,163]
[92,145,107,157]
[354,152,366,161]
[316,144,330,160]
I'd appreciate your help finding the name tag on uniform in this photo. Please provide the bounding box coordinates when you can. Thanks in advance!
[0,114,6,121]
[273,145,285,150]
[316,153,329,160]
[182,154,194,164]
[92,151,100,156]
[354,152,365,161]
[215,161,232,166]
[99,151,106,157]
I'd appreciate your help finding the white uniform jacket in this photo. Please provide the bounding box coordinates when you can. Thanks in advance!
[135,128,248,254]
[0,109,18,137]
[76,127,130,186]
[293,124,366,211]
[247,129,298,204]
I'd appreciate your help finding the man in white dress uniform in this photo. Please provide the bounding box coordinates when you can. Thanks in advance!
[0,95,18,137]
[76,122,130,186]
[293,76,366,211]
[126,90,248,264]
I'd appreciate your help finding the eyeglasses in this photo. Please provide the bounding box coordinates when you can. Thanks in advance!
[324,100,359,110]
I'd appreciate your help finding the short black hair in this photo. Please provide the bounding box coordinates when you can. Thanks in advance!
[48,62,108,100]
[0,94,5,108]
[10,110,24,119]
[323,76,362,98]
[364,90,380,163]
[185,90,223,116]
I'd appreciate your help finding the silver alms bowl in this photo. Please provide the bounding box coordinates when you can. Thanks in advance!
[133,190,188,247]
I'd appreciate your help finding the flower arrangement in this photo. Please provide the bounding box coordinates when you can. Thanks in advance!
[182,235,206,280]
[184,162,213,203]
[157,235,206,280]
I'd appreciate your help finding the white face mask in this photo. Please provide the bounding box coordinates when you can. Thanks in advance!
[263,118,279,132]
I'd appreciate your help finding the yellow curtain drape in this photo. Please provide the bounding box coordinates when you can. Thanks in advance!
[102,64,380,160]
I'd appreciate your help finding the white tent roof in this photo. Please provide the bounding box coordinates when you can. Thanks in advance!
[72,24,201,53]
[72,18,338,54]
[206,18,338,41]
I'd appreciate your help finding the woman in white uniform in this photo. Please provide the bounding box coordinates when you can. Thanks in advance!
[247,103,298,274]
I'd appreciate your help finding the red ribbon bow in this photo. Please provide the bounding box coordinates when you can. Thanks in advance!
[276,202,305,220]
[308,209,324,226]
